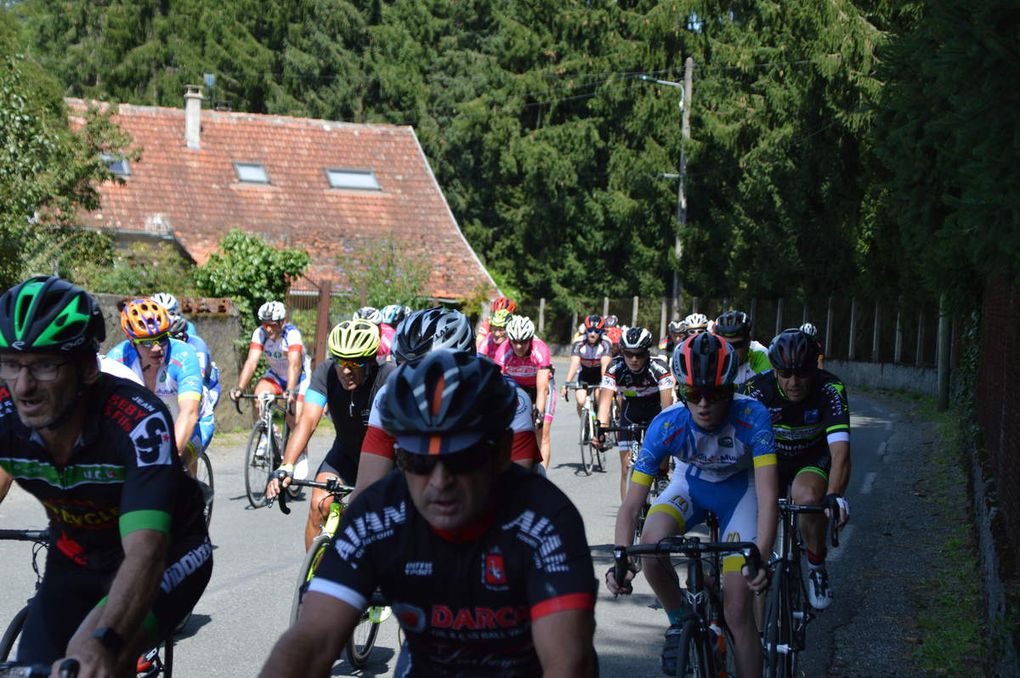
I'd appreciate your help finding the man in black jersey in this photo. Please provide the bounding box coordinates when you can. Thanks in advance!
[595,326,675,500]
[261,350,597,678]
[740,328,852,609]
[266,320,395,550]
[0,276,211,677]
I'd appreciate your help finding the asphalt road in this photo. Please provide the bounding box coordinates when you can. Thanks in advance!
[0,357,908,676]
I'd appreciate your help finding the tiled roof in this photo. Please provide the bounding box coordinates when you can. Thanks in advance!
[67,98,497,300]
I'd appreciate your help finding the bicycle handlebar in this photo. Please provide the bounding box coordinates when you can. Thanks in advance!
[777,497,840,548]
[0,529,50,543]
[613,537,763,586]
[0,658,78,677]
[232,392,294,415]
[274,473,354,516]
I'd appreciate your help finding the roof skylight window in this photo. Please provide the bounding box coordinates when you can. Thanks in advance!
[101,153,131,176]
[234,162,270,184]
[325,168,381,191]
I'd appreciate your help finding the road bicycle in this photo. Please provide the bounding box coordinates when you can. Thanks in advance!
[181,441,214,528]
[0,531,172,677]
[614,532,763,678]
[762,496,840,678]
[563,380,605,475]
[276,476,391,669]
[0,658,78,678]
[235,393,293,508]
[596,421,660,539]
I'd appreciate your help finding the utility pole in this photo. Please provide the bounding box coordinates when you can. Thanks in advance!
[641,57,693,320]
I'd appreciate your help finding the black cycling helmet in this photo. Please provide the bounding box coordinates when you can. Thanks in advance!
[768,329,819,371]
[620,326,653,351]
[378,350,517,455]
[671,332,739,387]
[168,315,190,342]
[0,276,106,355]
[392,308,445,364]
[713,310,751,342]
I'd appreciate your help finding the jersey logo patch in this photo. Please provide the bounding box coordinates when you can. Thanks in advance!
[718,436,734,448]
[130,413,173,466]
[483,549,508,589]
[804,409,821,424]
[393,603,427,633]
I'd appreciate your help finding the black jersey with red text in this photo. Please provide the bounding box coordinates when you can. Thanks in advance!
[739,369,851,458]
[308,464,596,677]
[0,375,207,571]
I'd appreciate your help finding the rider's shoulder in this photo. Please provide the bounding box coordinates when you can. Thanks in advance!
[729,393,771,423]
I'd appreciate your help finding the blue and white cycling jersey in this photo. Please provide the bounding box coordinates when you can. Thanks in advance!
[633,395,777,485]
[106,339,204,423]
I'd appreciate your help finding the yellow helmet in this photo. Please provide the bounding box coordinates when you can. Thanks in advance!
[327,320,380,359]
[490,309,512,328]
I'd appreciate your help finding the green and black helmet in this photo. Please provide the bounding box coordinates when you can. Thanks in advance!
[0,276,106,354]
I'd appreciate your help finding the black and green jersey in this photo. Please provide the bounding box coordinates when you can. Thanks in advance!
[0,375,207,571]
[739,370,850,458]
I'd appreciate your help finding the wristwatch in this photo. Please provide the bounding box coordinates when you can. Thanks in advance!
[90,626,125,653]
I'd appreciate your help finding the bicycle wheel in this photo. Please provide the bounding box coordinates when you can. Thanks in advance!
[578,406,593,475]
[763,564,794,678]
[0,605,27,660]
[675,618,711,678]
[195,451,214,528]
[346,611,381,668]
[244,424,273,509]
[291,534,332,626]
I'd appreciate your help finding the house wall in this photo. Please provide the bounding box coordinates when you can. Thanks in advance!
[95,294,250,434]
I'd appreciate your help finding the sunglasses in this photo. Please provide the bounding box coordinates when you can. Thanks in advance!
[337,358,369,370]
[395,445,493,476]
[133,335,169,349]
[776,367,814,379]
[622,350,648,359]
[679,384,734,405]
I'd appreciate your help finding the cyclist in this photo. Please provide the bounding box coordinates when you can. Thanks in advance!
[681,312,709,338]
[353,306,393,362]
[561,314,613,417]
[151,291,195,337]
[106,299,204,475]
[230,301,310,424]
[712,310,770,385]
[476,308,511,360]
[168,314,221,453]
[501,315,555,469]
[604,314,623,356]
[474,295,518,346]
[355,309,542,499]
[606,333,777,677]
[0,276,211,676]
[595,327,675,500]
[266,320,396,550]
[800,321,826,369]
[740,328,851,609]
[260,350,597,678]
[661,319,686,356]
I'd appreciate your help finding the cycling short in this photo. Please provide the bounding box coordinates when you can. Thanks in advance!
[648,465,758,574]
[617,399,660,451]
[317,438,358,485]
[778,446,831,490]
[197,412,216,451]
[260,370,310,398]
[523,381,557,422]
[577,365,602,388]
[17,535,212,663]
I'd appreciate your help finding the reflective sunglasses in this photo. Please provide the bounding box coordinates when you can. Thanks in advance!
[395,445,493,476]
[679,384,734,405]
[337,358,369,370]
[133,334,169,349]
[622,350,648,359]
[0,360,67,382]
[776,367,814,379]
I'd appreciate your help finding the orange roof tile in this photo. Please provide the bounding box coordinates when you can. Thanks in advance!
[68,98,496,300]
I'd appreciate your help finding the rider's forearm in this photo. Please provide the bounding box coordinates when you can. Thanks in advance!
[260,625,340,678]
[827,441,851,496]
[0,468,12,503]
[754,465,779,557]
[614,488,646,545]
[95,530,167,644]
[564,357,580,384]
[174,398,200,455]
[282,407,321,466]
[287,352,302,394]
[236,357,258,391]
[596,394,611,426]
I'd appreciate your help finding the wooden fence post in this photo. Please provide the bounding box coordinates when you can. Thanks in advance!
[894,300,903,364]
[825,297,834,359]
[538,297,546,336]
[916,308,925,365]
[749,298,757,328]
[571,311,578,338]
[802,301,809,325]
[775,298,784,338]
[660,298,667,341]
[631,296,639,327]
[692,297,699,314]
[848,297,857,360]
[313,280,331,367]
[603,297,609,317]
[872,300,881,363]
[937,294,950,410]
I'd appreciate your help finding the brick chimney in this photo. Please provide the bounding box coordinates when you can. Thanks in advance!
[184,85,203,150]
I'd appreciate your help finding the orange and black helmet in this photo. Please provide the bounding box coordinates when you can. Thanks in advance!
[583,314,606,333]
[120,298,171,340]
[671,333,739,387]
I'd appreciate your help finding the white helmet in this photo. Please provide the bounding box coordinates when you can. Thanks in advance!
[683,313,709,331]
[353,306,383,325]
[151,292,180,316]
[258,301,287,322]
[800,322,818,338]
[506,316,535,342]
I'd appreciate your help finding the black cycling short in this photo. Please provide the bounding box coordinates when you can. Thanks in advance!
[577,365,602,388]
[318,438,357,485]
[616,399,660,449]
[777,447,832,491]
[18,535,212,663]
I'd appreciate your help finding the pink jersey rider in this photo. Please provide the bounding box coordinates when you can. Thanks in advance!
[499,337,556,422]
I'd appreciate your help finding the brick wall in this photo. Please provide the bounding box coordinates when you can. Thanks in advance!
[976,276,1019,566]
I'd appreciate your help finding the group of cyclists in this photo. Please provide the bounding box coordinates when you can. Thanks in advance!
[0,274,851,677]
